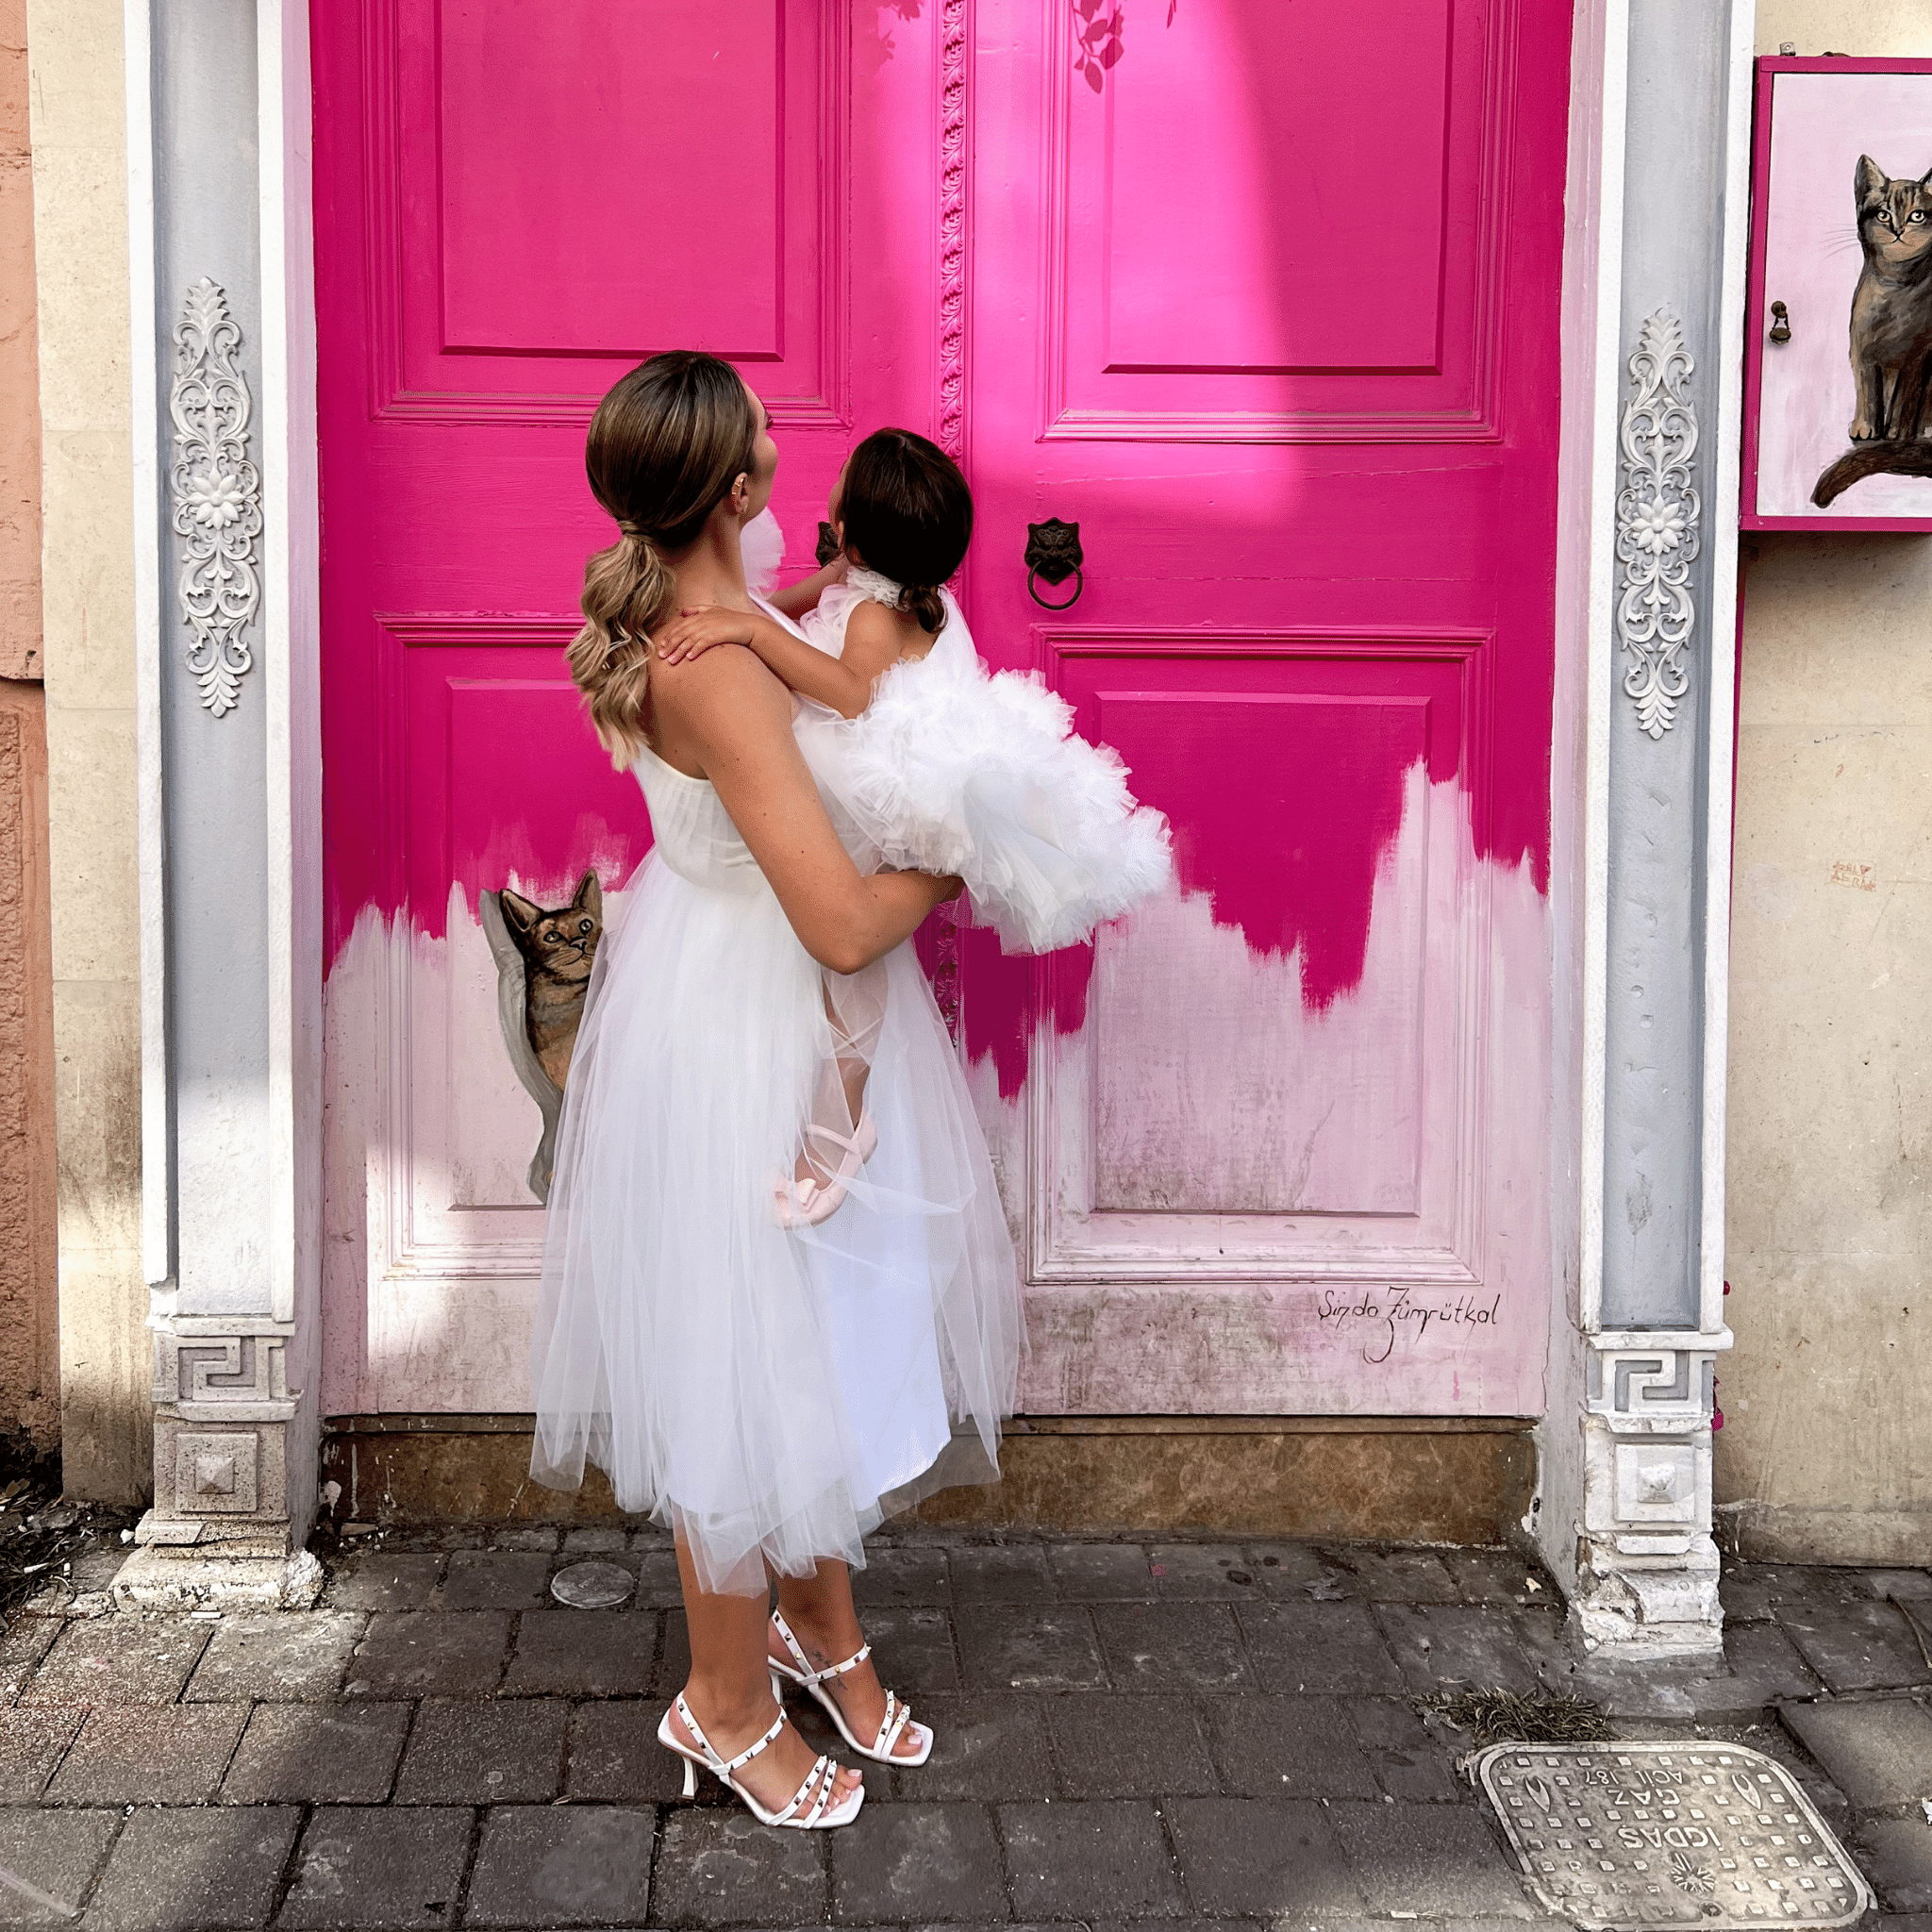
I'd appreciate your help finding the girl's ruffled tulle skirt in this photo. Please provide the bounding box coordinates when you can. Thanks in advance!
[528,852,1023,1596]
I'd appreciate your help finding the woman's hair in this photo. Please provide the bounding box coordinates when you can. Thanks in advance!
[838,427,973,634]
[568,351,760,758]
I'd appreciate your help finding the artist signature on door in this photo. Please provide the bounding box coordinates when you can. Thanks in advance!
[1316,1286,1502,1362]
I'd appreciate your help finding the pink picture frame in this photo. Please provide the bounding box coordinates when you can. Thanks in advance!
[1742,57,1932,532]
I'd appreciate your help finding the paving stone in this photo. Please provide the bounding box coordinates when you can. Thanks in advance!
[1780,1596,1932,1691]
[183,1610,366,1701]
[84,1805,301,1932]
[947,1544,1055,1602]
[392,1696,568,1803]
[22,1618,208,1707]
[1870,1572,1932,1602]
[1347,1694,1464,1802]
[1444,1548,1552,1606]
[879,1691,1053,1802]
[628,1547,685,1607]
[560,1527,628,1554]
[1238,1599,1407,1693]
[957,1606,1104,1691]
[565,1699,689,1802]
[463,1804,655,1926]
[1144,1544,1264,1600]
[0,1808,119,1928]
[1325,1545,1463,1603]
[1681,1621,1824,1718]
[1782,1696,1932,1808]
[441,1550,554,1610]
[503,1609,656,1696]
[325,1553,444,1612]
[1201,1693,1379,1799]
[1046,1692,1218,1797]
[1000,1798,1183,1918]
[0,1706,83,1803]
[830,1802,1006,1923]
[1858,1817,1932,1913]
[44,1702,247,1806]
[1245,1542,1357,1597]
[345,1611,509,1698]
[1330,1799,1536,1918]
[651,1806,824,1927]
[1374,1603,1541,1693]
[837,1607,959,1696]
[1167,1795,1366,1916]
[220,1701,410,1805]
[1091,1601,1253,1691]
[0,1616,59,1706]
[850,1547,950,1607]
[278,1806,472,1930]
[490,1525,562,1551]
[1047,1542,1157,1601]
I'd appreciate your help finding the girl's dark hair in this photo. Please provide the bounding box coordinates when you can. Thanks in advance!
[568,351,759,758]
[839,427,973,634]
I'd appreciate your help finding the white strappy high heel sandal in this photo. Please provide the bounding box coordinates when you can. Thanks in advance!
[656,1690,864,1829]
[767,1607,934,1767]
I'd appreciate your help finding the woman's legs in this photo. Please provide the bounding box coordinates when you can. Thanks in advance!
[667,1533,863,1812]
[771,1558,930,1760]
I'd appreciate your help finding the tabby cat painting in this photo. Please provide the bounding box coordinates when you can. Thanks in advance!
[1747,64,1932,526]
[480,871,603,1202]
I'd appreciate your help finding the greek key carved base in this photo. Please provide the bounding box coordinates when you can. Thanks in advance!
[1573,1328,1732,1657]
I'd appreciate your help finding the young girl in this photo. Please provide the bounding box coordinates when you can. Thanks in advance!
[658,427,1173,1224]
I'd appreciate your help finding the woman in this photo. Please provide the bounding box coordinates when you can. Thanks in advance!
[530,352,1021,1830]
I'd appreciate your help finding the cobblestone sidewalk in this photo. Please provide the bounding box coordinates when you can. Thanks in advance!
[0,1529,1927,1930]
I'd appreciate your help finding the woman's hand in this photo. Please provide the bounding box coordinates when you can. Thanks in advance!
[656,606,758,665]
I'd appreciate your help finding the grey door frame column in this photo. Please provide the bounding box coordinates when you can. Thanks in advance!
[1536,0,1753,1657]
[114,0,323,1607]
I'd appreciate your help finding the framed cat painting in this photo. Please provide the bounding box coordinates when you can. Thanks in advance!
[1745,58,1932,529]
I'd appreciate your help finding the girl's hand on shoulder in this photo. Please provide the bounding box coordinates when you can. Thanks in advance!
[656,606,758,665]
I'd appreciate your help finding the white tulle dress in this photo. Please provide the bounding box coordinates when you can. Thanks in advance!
[796,568,1174,955]
[529,574,1023,1597]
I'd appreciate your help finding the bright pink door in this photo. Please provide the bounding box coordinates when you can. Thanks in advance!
[313,0,1570,1424]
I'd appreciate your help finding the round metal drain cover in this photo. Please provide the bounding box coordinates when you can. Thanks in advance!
[550,1560,634,1609]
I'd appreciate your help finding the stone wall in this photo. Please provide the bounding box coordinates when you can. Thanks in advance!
[0,0,56,1457]
[1718,0,1932,1563]
[25,0,146,1499]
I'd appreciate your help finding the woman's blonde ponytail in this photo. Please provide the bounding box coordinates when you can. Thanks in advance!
[567,351,761,765]
[568,529,674,762]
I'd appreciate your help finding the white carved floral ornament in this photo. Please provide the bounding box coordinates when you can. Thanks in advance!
[1614,308,1701,741]
[169,278,262,717]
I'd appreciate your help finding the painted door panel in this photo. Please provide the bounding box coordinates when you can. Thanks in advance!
[314,0,1570,1423]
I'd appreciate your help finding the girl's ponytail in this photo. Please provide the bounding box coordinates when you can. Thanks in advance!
[568,527,675,762]
[901,583,947,635]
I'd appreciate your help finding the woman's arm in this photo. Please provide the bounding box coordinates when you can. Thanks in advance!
[651,647,958,974]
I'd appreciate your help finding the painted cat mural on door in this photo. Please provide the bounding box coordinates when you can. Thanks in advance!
[480,871,602,1202]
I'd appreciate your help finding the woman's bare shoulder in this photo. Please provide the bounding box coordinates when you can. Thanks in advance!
[649,643,792,770]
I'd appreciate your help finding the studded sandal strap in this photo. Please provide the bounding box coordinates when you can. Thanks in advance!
[770,1608,816,1681]
[874,1689,913,1760]
[818,1641,872,1681]
[718,1706,791,1777]
[775,1754,835,1825]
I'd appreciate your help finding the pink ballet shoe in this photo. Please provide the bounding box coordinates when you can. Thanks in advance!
[774,1113,878,1228]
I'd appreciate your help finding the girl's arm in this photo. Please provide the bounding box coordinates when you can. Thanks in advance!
[655,599,903,721]
[651,647,958,974]
[763,555,844,621]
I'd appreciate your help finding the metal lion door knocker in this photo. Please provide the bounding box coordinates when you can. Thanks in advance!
[1024,517,1084,609]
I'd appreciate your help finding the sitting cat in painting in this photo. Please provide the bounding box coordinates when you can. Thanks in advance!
[497,871,602,1091]
[1848,153,1932,442]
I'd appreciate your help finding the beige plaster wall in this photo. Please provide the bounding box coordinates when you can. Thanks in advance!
[1718,3,1932,1563]
[25,0,146,1500]
[0,0,58,1457]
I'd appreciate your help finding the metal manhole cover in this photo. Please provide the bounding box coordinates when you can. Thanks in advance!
[1476,1741,1873,1930]
[550,1559,634,1609]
